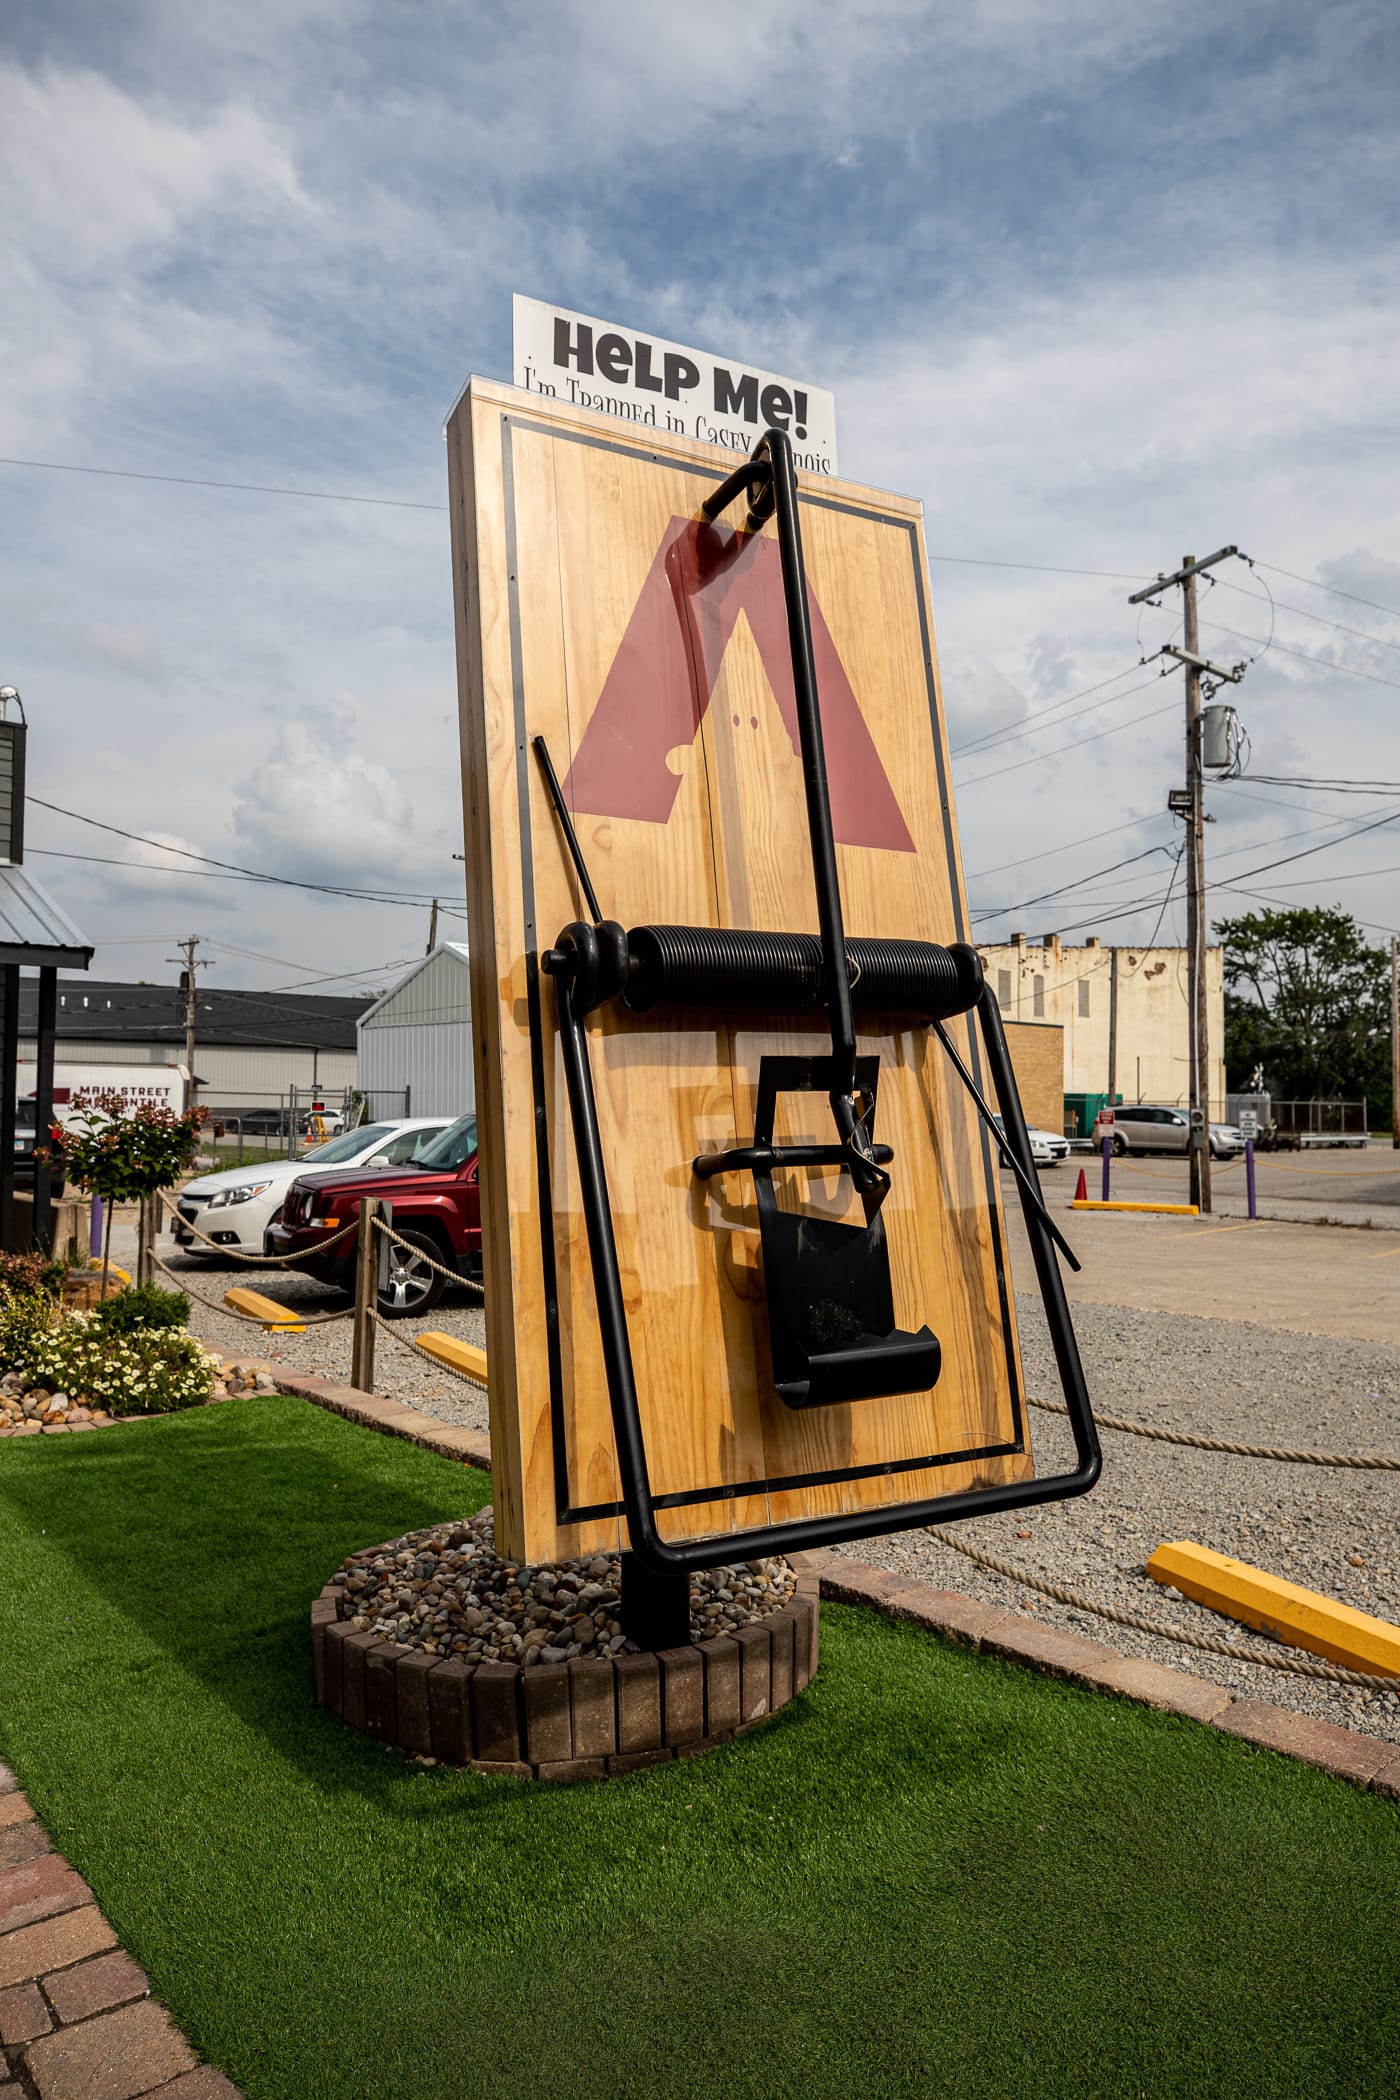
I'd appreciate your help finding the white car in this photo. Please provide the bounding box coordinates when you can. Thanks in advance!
[170,1118,454,1257]
[992,1115,1070,1167]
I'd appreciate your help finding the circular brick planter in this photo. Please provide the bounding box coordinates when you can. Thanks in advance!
[311,1558,820,1780]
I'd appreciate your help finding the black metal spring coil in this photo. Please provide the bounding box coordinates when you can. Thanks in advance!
[623,925,982,1020]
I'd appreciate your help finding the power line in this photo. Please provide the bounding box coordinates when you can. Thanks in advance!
[956,687,1175,789]
[963,811,1166,883]
[1213,575,1400,656]
[26,799,466,910]
[949,661,1155,759]
[27,845,467,916]
[1232,774,1400,794]
[1201,622,1400,692]
[1251,559,1400,624]
[0,455,444,513]
[970,842,1174,922]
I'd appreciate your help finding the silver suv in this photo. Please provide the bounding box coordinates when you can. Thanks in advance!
[1101,1106,1243,1159]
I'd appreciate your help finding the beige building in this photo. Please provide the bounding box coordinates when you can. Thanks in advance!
[979,933,1226,1120]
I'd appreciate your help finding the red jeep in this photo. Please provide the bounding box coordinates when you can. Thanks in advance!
[267,1114,481,1315]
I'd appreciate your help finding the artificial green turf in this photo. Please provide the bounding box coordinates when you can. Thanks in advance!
[1,1401,1397,2100]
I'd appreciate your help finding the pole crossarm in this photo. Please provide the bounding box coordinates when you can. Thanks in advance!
[1160,644,1245,683]
[1128,546,1239,604]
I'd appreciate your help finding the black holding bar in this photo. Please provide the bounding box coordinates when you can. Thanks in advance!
[930,1018,1080,1272]
[703,429,884,1210]
[532,734,602,923]
[546,962,1100,1577]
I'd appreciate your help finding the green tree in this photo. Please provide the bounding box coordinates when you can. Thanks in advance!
[58,1092,206,1296]
[1215,906,1391,1121]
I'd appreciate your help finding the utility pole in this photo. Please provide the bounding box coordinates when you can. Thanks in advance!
[1181,563,1211,1214]
[1391,937,1399,1149]
[427,898,439,955]
[1129,547,1246,1214]
[166,937,211,1114]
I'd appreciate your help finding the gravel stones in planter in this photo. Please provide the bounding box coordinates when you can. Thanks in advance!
[313,1509,821,1779]
[328,1507,797,1666]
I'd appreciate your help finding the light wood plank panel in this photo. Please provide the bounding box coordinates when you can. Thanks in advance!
[450,379,1033,1565]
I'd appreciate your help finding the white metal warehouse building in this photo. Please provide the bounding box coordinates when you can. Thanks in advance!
[356,943,474,1121]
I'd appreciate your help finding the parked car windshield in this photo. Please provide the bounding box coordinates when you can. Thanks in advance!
[305,1124,394,1164]
[412,1116,478,1171]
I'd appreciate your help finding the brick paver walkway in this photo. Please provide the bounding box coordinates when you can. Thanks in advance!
[0,1764,238,2099]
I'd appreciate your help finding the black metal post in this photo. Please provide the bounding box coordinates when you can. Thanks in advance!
[0,965,18,1252]
[619,1553,692,1651]
[32,966,57,1254]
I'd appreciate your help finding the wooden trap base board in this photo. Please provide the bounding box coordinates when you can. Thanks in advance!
[448,379,1031,1566]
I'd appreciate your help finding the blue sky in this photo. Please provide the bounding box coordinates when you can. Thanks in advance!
[1,0,1398,996]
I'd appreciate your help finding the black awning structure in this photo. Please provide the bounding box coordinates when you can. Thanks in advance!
[0,861,94,1253]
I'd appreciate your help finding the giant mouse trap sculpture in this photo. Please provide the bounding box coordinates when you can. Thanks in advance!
[448,382,1099,1647]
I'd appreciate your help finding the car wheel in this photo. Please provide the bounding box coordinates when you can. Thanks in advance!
[1111,1134,1127,1156]
[377,1229,448,1317]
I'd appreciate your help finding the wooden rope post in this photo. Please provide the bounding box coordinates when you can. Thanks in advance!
[350,1196,382,1394]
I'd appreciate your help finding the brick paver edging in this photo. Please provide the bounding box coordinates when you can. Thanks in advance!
[312,1558,821,1780]
[0,1764,239,2098]
[272,1371,493,1470]
[820,1558,1400,1801]
[270,1374,1400,1801]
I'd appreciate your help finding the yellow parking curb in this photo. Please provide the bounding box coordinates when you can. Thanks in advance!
[223,1286,307,1333]
[1070,1200,1199,1215]
[1147,1539,1400,1678]
[415,1331,489,1387]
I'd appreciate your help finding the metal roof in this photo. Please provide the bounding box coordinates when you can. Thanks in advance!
[16,976,367,1051]
[358,942,469,1027]
[0,862,93,969]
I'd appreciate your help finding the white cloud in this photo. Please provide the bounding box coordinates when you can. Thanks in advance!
[230,719,425,888]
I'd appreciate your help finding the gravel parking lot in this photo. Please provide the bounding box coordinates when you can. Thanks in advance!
[840,1293,1400,1747]
[158,1246,490,1438]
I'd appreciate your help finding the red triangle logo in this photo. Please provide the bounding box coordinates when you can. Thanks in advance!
[563,517,915,852]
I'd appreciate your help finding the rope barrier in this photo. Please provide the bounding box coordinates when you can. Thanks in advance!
[924,1527,1391,1690]
[157,1192,360,1265]
[150,1248,356,1326]
[371,1216,486,1299]
[1028,1394,1400,1471]
[368,1308,489,1391]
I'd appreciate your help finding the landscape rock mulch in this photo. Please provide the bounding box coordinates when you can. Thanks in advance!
[333,1507,795,1666]
[0,1359,278,1435]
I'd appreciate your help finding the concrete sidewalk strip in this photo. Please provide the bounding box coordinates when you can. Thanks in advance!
[0,1766,241,2098]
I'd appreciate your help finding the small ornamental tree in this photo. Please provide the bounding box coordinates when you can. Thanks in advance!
[57,1092,207,1295]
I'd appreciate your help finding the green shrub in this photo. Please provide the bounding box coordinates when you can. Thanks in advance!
[92,1283,191,1336]
[23,1316,218,1417]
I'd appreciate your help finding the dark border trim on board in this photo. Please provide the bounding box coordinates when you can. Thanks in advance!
[496,410,1024,1529]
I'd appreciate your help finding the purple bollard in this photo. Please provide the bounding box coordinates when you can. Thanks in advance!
[1245,1138,1257,1220]
[89,1193,104,1264]
[1101,1133,1111,1202]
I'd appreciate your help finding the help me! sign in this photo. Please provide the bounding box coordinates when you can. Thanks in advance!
[512,294,838,475]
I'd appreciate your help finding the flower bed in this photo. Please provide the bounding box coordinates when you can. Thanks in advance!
[0,1288,224,1433]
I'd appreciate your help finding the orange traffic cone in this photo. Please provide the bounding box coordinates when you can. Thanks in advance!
[1073,1167,1087,1203]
